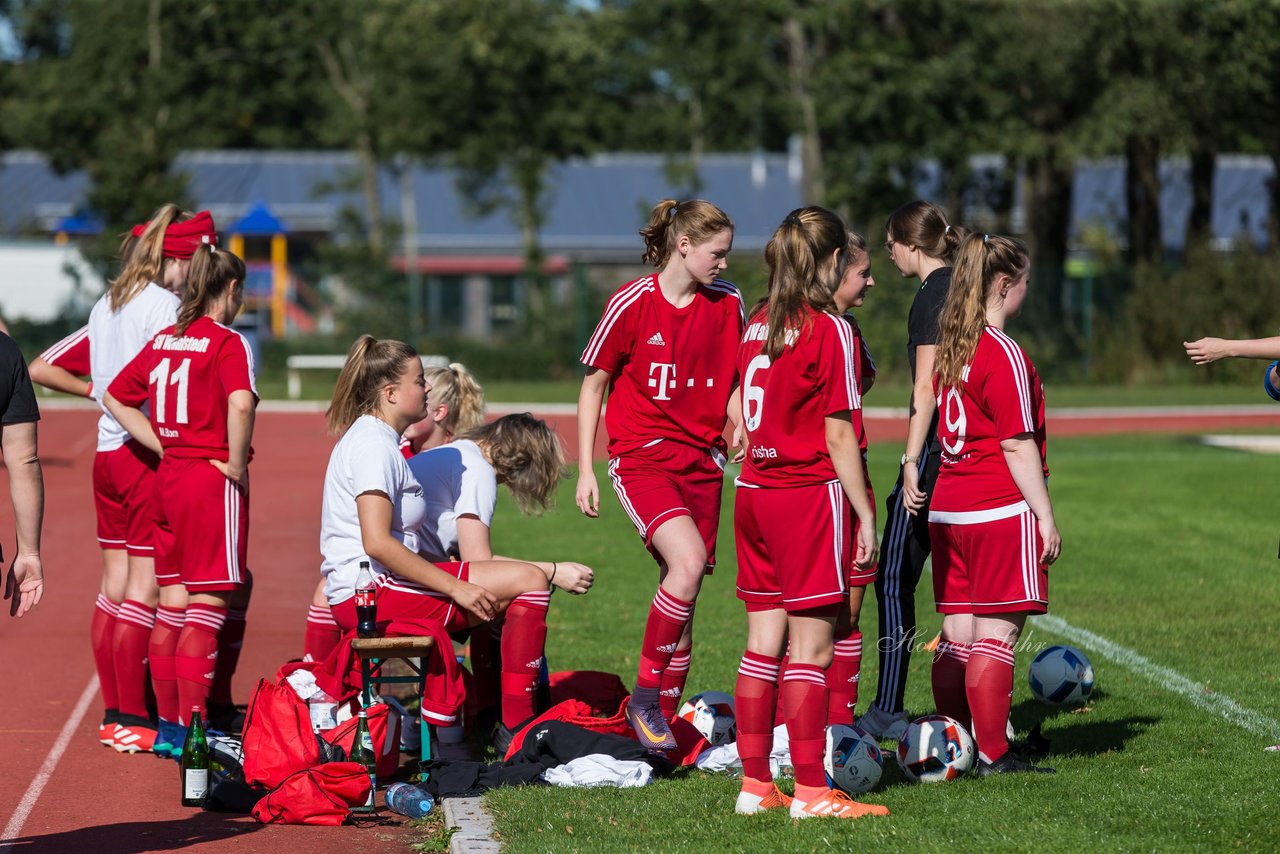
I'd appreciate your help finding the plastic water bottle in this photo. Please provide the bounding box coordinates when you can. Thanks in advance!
[385,782,434,819]
[308,685,338,732]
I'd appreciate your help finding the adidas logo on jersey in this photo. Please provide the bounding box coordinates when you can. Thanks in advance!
[646,332,666,346]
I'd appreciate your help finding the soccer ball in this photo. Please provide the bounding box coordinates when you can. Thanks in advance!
[895,715,976,783]
[1028,644,1095,706]
[676,691,736,746]
[824,724,883,794]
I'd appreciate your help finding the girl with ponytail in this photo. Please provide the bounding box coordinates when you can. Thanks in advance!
[860,200,966,740]
[927,233,1061,775]
[85,205,217,754]
[576,198,745,750]
[317,337,590,734]
[731,207,887,821]
[105,241,256,754]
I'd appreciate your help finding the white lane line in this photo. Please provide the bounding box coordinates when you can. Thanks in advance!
[1033,614,1280,739]
[1,675,99,845]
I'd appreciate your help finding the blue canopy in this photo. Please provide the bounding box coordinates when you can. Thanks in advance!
[229,200,288,236]
[54,211,103,235]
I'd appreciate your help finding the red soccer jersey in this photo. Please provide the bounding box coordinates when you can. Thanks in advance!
[930,326,1048,513]
[40,325,91,376]
[581,274,745,457]
[845,315,876,453]
[737,306,861,488]
[108,317,257,461]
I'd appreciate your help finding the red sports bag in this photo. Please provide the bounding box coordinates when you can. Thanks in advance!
[241,678,320,790]
[251,762,371,826]
[322,702,401,780]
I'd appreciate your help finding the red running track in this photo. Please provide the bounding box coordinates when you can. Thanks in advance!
[0,403,1273,852]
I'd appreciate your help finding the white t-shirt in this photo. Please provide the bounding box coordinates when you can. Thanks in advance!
[88,283,180,451]
[406,439,498,561]
[320,415,427,605]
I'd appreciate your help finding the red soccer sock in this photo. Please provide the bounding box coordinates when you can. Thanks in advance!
[931,638,971,726]
[827,631,863,726]
[659,649,691,719]
[635,588,694,690]
[149,606,184,724]
[304,604,342,663]
[91,595,121,716]
[209,607,248,707]
[734,651,782,783]
[175,604,227,725]
[113,600,156,719]
[780,662,829,788]
[499,591,549,729]
[966,637,1016,763]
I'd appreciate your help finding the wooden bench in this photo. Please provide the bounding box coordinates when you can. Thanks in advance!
[350,635,438,765]
[285,353,449,399]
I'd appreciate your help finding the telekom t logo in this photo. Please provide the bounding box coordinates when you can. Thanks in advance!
[648,362,677,400]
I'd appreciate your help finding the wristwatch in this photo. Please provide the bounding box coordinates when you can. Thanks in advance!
[900,453,919,466]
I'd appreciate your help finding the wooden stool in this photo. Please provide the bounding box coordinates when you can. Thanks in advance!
[350,636,437,764]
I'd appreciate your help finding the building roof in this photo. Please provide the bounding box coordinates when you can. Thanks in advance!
[0,149,1273,254]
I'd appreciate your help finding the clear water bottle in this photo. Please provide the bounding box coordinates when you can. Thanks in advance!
[384,782,434,818]
[308,685,337,732]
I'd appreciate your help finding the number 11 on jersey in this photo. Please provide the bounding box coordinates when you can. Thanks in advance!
[150,357,191,425]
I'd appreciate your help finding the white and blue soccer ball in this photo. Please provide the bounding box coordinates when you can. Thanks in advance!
[895,715,976,783]
[1028,644,1095,706]
[824,724,883,794]
[677,691,737,746]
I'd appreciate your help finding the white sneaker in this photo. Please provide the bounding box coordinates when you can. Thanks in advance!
[856,706,909,742]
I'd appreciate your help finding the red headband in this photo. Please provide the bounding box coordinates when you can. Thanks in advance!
[129,210,218,259]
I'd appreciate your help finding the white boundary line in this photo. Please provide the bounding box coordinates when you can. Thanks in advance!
[1,675,99,845]
[1032,614,1280,739]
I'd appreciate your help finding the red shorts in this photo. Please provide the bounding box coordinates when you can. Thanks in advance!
[847,470,877,588]
[155,458,248,592]
[607,440,725,572]
[332,563,472,634]
[92,441,160,556]
[734,481,850,613]
[929,504,1048,614]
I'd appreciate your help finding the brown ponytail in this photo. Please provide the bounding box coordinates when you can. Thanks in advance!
[761,207,848,360]
[176,243,246,335]
[885,200,965,262]
[326,336,420,435]
[935,233,1029,389]
[639,199,734,268]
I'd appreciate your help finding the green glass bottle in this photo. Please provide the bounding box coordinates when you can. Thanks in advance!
[180,707,210,807]
[350,709,377,813]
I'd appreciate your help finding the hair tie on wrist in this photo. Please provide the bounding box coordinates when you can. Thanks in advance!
[549,562,557,590]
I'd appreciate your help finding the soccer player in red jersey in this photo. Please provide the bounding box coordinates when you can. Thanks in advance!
[85,207,215,753]
[105,241,257,750]
[575,199,745,750]
[927,232,1062,775]
[731,207,887,820]
[29,326,93,399]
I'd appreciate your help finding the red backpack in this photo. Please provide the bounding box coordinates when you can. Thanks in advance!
[241,678,320,790]
[251,762,371,826]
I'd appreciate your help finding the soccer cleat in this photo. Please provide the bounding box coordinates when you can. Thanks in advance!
[152,720,187,760]
[735,781,793,815]
[856,705,909,742]
[790,788,890,820]
[113,720,159,754]
[626,693,677,751]
[98,709,121,746]
[977,752,1057,776]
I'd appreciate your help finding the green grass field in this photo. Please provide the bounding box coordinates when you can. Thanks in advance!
[457,432,1280,852]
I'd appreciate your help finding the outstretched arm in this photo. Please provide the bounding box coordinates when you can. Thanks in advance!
[1184,335,1280,365]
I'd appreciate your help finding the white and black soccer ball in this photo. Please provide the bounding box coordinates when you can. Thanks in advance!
[1028,644,1095,706]
[895,714,976,783]
[676,691,736,746]
[824,724,883,794]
